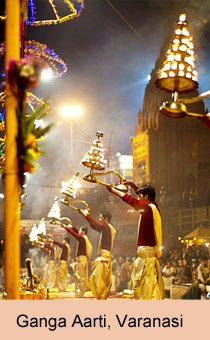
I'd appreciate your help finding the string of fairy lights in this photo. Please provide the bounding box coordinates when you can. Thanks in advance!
[24,41,67,78]
[0,0,85,26]
[0,41,67,79]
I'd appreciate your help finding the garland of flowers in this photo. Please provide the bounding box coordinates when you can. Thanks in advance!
[7,56,53,187]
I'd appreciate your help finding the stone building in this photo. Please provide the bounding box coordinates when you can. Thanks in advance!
[133,48,210,209]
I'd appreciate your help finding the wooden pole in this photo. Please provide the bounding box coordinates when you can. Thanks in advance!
[4,0,21,299]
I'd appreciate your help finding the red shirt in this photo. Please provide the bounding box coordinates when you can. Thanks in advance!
[43,243,55,261]
[122,194,160,247]
[53,239,69,260]
[65,226,87,256]
[85,215,113,251]
[199,115,210,129]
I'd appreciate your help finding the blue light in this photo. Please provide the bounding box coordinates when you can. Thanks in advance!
[0,109,5,123]
[77,1,85,14]
[26,0,36,25]
[25,0,84,26]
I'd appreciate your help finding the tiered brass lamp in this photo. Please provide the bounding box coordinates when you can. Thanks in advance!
[155,13,210,118]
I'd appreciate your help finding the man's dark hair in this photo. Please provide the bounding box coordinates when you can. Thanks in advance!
[100,210,112,222]
[136,184,156,202]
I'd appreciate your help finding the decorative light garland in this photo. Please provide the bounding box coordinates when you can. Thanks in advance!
[24,40,67,78]
[0,137,6,171]
[178,236,205,246]
[49,0,60,21]
[0,0,85,26]
[0,41,67,79]
[26,0,36,25]
[0,109,5,131]
[0,91,50,116]
[30,0,85,26]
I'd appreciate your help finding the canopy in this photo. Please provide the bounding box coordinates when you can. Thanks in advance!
[184,227,210,240]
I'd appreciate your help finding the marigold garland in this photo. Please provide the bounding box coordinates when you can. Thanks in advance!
[7,57,53,186]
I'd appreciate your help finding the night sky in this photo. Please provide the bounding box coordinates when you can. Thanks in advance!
[25,0,210,150]
[1,0,210,218]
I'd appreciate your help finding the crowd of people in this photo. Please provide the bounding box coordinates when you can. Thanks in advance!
[109,244,210,298]
[0,240,210,299]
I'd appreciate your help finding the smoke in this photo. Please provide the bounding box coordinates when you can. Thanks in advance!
[2,0,210,220]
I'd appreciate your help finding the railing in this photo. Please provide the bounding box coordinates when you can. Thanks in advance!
[163,206,210,235]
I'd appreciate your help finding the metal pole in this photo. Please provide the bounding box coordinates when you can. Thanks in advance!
[4,0,21,299]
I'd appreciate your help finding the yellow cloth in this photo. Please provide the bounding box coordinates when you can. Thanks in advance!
[90,249,112,300]
[149,203,162,258]
[132,246,164,300]
[42,260,57,288]
[57,260,68,292]
[83,235,93,259]
[75,255,89,296]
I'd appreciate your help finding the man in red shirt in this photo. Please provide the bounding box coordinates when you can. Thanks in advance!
[107,182,164,300]
[62,224,92,297]
[78,209,116,300]
[52,237,70,292]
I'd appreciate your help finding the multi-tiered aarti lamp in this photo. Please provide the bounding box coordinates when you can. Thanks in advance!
[29,219,47,247]
[82,131,107,178]
[60,171,80,204]
[37,217,47,236]
[60,171,90,211]
[47,196,61,222]
[29,224,39,243]
[155,13,210,118]
[82,131,128,192]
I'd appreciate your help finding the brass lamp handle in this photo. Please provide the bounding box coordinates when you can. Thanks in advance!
[83,169,128,192]
[60,198,90,211]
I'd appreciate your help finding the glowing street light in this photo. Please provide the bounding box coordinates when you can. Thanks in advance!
[59,104,84,161]
[59,104,84,119]
[41,68,54,82]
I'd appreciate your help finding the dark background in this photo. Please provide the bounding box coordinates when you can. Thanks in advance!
[0,0,210,221]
